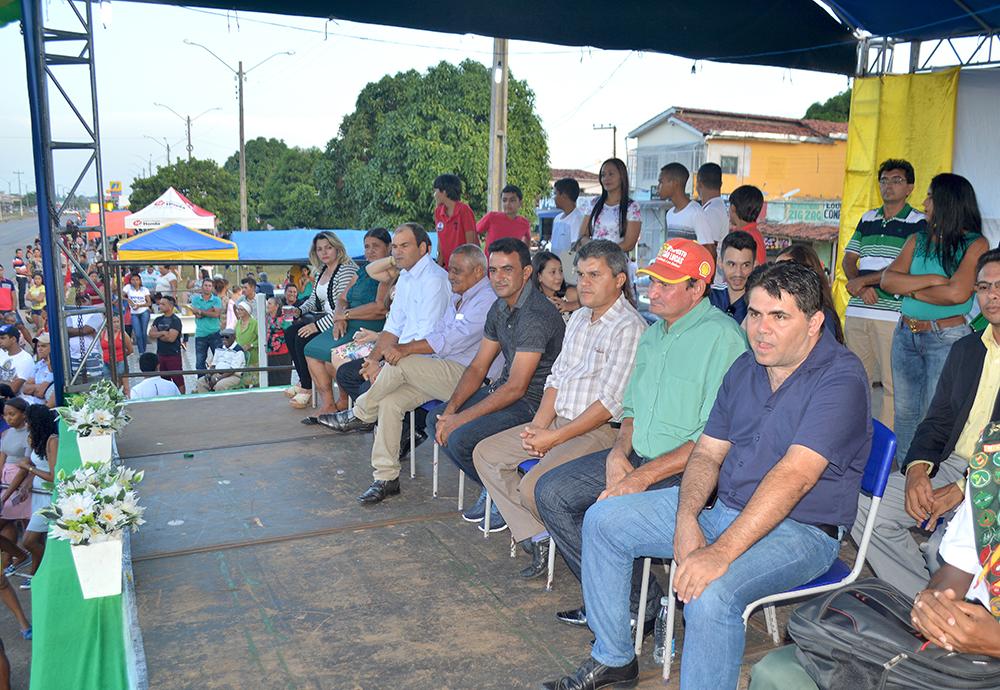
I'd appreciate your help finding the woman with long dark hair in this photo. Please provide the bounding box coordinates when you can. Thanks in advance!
[18,404,58,589]
[882,172,988,460]
[531,251,579,321]
[775,244,845,344]
[577,158,641,253]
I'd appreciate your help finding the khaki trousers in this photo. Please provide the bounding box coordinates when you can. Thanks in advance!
[473,418,618,543]
[195,374,241,393]
[845,316,895,428]
[353,356,466,481]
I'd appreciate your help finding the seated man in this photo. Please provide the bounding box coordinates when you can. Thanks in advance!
[131,352,182,400]
[20,333,54,407]
[541,262,872,690]
[473,240,648,575]
[534,238,747,627]
[349,245,501,504]
[854,247,1000,598]
[751,456,1000,689]
[709,230,758,323]
[329,223,452,436]
[194,329,245,393]
[427,238,565,526]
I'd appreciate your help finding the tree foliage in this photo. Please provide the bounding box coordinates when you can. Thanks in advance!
[319,59,550,229]
[804,89,851,122]
[127,158,240,231]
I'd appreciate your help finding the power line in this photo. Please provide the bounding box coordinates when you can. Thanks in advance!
[551,52,635,127]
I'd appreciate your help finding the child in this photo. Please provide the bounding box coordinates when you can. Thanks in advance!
[477,184,532,249]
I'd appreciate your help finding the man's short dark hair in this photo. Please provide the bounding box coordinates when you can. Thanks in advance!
[433,174,462,201]
[697,163,723,191]
[553,178,580,202]
[139,352,159,373]
[745,262,822,317]
[976,248,1000,276]
[160,294,176,306]
[720,230,758,258]
[241,277,256,288]
[878,159,915,184]
[398,223,432,252]
[660,162,689,186]
[488,237,531,270]
[729,185,764,223]
[501,184,523,201]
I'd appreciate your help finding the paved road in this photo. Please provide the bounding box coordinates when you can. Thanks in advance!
[0,216,41,270]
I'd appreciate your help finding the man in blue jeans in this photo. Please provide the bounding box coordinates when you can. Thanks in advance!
[541,262,872,690]
[428,237,565,527]
[188,278,223,376]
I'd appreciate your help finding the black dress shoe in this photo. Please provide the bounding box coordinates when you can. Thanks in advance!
[317,411,350,430]
[540,656,638,690]
[332,413,375,434]
[357,479,400,504]
[519,539,550,579]
[398,430,428,461]
[555,607,587,627]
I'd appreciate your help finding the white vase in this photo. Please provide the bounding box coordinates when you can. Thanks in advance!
[70,537,123,599]
[76,432,114,464]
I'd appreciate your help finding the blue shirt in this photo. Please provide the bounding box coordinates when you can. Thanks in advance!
[704,329,872,528]
[383,253,451,345]
[424,276,502,378]
[708,286,748,324]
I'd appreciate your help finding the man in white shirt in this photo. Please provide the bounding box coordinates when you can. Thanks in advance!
[65,300,105,383]
[660,163,713,252]
[130,353,181,400]
[550,178,585,278]
[696,162,731,286]
[194,329,246,393]
[0,325,35,395]
[332,223,452,432]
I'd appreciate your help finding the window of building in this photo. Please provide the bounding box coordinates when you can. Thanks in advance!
[720,155,739,175]
[640,155,660,182]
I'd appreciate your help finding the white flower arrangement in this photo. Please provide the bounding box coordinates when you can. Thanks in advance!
[56,379,132,437]
[39,462,145,546]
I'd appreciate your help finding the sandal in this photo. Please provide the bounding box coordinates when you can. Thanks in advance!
[289,392,312,409]
[284,386,303,399]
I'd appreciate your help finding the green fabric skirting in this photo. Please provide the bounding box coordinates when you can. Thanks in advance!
[302,318,384,362]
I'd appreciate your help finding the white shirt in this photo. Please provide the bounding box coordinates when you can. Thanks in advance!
[551,207,585,255]
[154,271,177,296]
[123,285,151,314]
[210,344,246,371]
[65,312,104,360]
[702,196,731,287]
[938,487,990,608]
[0,349,34,386]
[666,200,713,245]
[130,376,181,400]
[382,253,451,345]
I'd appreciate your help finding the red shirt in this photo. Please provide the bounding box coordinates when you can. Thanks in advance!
[477,212,531,249]
[737,223,768,266]
[101,331,126,363]
[434,201,477,269]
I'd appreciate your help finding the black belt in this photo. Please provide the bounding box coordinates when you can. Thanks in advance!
[814,523,840,539]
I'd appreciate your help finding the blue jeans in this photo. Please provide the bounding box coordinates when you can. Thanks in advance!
[891,320,968,462]
[426,387,535,487]
[131,310,150,353]
[581,488,839,690]
[195,331,223,372]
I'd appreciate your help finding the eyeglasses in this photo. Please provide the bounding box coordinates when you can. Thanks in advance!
[878,176,907,186]
[975,280,1000,294]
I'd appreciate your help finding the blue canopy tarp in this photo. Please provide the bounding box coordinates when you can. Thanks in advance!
[230,229,438,263]
[117,223,238,262]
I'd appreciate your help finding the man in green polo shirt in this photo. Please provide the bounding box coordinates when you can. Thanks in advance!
[534,238,747,629]
[188,278,224,378]
[842,158,926,428]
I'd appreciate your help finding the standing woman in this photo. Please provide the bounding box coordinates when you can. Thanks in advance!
[26,273,46,333]
[576,158,642,253]
[285,232,358,408]
[0,400,34,574]
[882,172,988,460]
[775,244,845,344]
[17,404,59,589]
[234,301,258,388]
[122,272,151,353]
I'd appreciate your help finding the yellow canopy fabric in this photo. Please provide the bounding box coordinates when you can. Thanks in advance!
[833,68,960,315]
[117,223,239,262]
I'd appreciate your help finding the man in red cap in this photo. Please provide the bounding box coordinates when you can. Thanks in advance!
[534,238,747,636]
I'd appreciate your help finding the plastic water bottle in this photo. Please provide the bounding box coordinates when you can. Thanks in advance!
[652,595,670,665]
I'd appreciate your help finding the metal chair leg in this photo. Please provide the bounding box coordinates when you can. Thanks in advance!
[483,493,491,539]
[663,561,677,683]
[510,535,516,558]
[432,443,439,497]
[409,410,415,479]
[764,604,780,645]
[634,557,652,654]
[457,471,465,510]
[545,538,556,592]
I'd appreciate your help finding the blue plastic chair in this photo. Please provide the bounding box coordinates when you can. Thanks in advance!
[658,419,896,682]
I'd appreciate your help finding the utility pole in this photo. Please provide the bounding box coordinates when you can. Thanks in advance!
[593,124,617,159]
[182,41,293,231]
[487,38,509,213]
[12,171,24,216]
[154,103,221,162]
[186,116,192,160]
[144,135,171,166]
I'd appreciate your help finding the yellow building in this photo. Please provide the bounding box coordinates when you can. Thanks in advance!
[627,107,847,200]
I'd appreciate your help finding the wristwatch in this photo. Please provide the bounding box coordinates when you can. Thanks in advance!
[345,309,351,320]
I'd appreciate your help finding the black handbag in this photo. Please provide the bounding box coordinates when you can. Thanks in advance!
[788,578,1000,690]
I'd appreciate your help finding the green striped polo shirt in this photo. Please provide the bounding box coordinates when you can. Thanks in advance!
[844,203,926,321]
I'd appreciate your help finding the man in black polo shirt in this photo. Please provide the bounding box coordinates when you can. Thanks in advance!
[428,238,565,529]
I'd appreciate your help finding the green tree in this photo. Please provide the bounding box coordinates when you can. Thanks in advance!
[319,59,550,229]
[128,158,240,231]
[804,89,851,122]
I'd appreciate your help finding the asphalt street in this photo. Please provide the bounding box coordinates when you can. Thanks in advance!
[0,216,41,271]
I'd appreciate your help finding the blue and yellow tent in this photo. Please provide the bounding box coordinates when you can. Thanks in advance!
[117,223,238,262]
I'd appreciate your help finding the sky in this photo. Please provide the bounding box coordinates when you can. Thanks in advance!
[0,2,851,203]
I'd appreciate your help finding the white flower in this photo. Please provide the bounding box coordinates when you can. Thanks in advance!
[98,504,123,526]
[59,493,96,520]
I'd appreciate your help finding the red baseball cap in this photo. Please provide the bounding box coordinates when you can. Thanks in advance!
[638,239,715,285]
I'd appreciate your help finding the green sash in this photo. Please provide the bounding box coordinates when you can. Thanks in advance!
[970,421,1000,619]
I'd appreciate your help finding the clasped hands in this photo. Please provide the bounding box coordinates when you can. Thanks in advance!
[904,465,964,530]
[912,588,1000,656]
[519,425,561,458]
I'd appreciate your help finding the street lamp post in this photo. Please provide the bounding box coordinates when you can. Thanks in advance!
[154,103,221,161]
[182,40,293,230]
[144,135,171,166]
[593,124,617,159]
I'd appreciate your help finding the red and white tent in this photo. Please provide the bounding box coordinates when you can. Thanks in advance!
[123,186,216,231]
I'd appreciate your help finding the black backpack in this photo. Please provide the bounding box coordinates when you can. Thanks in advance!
[787,578,1000,690]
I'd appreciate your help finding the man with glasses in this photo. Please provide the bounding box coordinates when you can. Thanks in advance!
[841,158,926,428]
[855,248,1000,598]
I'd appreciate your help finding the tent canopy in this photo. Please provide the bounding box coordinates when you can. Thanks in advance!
[85,210,133,239]
[230,229,439,264]
[826,1,1000,41]
[117,223,238,262]
[123,186,216,231]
